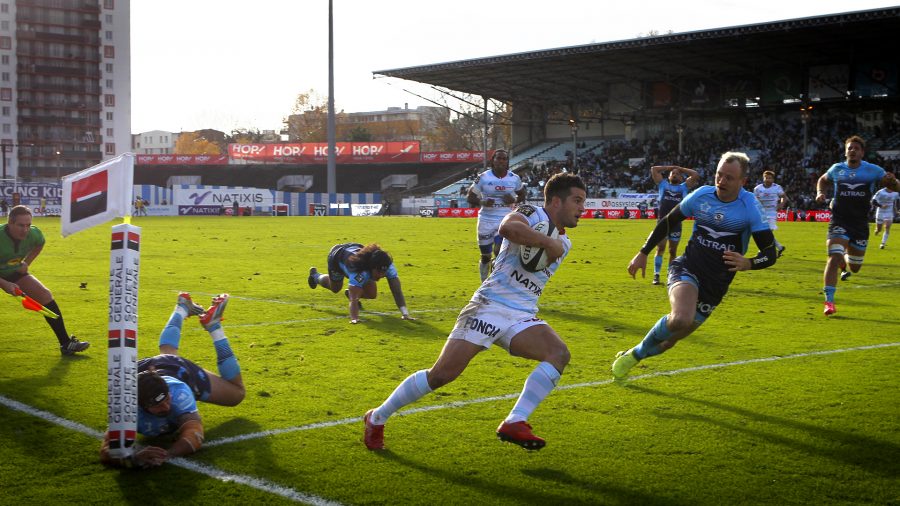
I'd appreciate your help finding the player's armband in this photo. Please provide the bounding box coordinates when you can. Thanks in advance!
[177,419,205,453]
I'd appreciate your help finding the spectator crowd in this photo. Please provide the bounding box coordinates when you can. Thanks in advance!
[518,111,900,211]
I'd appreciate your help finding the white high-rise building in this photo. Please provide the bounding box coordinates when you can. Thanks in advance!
[0,0,130,180]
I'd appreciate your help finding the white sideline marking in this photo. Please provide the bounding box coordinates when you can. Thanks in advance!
[205,341,900,448]
[0,397,344,506]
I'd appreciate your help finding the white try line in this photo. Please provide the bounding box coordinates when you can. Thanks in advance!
[0,397,343,506]
[204,341,900,448]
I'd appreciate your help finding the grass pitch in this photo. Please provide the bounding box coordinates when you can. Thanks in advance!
[1,215,898,505]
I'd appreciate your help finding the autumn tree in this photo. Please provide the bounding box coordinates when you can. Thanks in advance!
[173,132,223,154]
[228,127,266,144]
[423,95,511,152]
[283,89,331,142]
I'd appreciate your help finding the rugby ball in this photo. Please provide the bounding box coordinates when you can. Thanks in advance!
[520,220,559,272]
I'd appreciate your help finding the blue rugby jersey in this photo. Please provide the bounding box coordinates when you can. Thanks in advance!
[657,179,690,217]
[337,244,399,287]
[678,186,769,287]
[137,376,198,437]
[473,205,571,314]
[824,161,886,222]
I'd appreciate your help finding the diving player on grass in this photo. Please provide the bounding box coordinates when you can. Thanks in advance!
[100,293,245,468]
[613,152,777,379]
[363,172,586,451]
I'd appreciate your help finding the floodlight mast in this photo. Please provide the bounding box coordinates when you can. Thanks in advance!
[326,0,336,195]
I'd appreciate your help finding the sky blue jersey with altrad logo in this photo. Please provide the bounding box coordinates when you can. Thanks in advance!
[824,161,885,222]
[678,186,769,287]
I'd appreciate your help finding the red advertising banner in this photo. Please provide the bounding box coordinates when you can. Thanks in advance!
[421,151,489,163]
[137,154,228,165]
[437,207,479,218]
[228,142,420,164]
[586,209,657,219]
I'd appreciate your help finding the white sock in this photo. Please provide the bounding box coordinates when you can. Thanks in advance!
[371,370,432,425]
[504,362,561,424]
[882,232,889,245]
[208,327,226,342]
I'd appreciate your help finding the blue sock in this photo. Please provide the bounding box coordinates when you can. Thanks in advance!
[632,315,673,360]
[824,286,836,303]
[213,338,241,380]
[158,311,184,350]
[654,255,663,275]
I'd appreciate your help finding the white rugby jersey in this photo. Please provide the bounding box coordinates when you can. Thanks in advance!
[872,188,898,211]
[471,169,525,221]
[753,183,785,214]
[473,205,570,314]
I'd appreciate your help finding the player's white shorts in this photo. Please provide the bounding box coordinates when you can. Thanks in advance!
[764,211,778,230]
[875,209,894,223]
[477,216,503,246]
[448,296,546,351]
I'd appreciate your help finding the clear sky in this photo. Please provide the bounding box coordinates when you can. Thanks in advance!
[131,0,899,134]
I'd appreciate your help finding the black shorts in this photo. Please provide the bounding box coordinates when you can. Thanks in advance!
[667,256,729,321]
[656,217,683,242]
[138,354,212,401]
[1,271,24,283]
[827,217,870,250]
[326,243,363,282]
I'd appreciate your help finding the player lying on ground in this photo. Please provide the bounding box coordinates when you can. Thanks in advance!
[100,293,244,468]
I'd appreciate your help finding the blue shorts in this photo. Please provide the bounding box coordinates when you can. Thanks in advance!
[667,257,728,321]
[657,217,683,242]
[827,217,869,251]
[326,243,364,282]
[138,354,212,401]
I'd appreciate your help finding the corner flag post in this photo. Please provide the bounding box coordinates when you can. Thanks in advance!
[61,153,137,460]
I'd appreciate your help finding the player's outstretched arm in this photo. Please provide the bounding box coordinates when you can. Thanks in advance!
[347,285,364,323]
[387,277,414,320]
[166,414,205,459]
[99,432,168,469]
[639,207,686,257]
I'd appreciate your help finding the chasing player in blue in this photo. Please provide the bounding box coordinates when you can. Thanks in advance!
[613,152,778,378]
[100,293,245,468]
[649,165,700,285]
[815,135,900,315]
